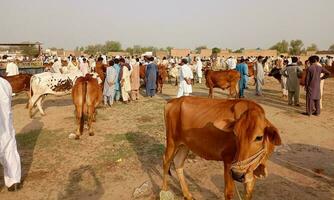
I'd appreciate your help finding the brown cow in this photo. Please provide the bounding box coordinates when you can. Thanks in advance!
[71,74,102,139]
[157,64,168,93]
[139,63,167,93]
[247,62,256,86]
[162,96,281,200]
[0,74,32,93]
[204,68,240,98]
[1,74,32,108]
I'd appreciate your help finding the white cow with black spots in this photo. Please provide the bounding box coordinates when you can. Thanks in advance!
[28,70,83,118]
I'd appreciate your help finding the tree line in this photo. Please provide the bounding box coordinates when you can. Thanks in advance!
[74,40,334,56]
[3,40,334,57]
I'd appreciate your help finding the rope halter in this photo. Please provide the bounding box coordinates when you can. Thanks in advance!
[231,146,267,173]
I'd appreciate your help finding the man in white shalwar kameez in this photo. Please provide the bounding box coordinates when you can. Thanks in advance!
[195,57,203,83]
[120,58,132,102]
[177,58,193,98]
[0,77,21,191]
[5,58,19,77]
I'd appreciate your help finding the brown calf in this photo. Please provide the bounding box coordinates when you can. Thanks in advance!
[162,97,281,200]
[1,73,32,93]
[204,69,240,98]
[72,74,102,139]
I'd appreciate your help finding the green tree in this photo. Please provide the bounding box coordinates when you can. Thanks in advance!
[289,40,304,55]
[125,47,134,55]
[166,46,173,54]
[102,41,122,54]
[328,44,334,51]
[212,47,221,54]
[195,46,207,53]
[306,43,318,52]
[233,48,244,53]
[270,40,289,54]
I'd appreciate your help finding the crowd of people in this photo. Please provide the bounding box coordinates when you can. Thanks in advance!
[0,51,332,193]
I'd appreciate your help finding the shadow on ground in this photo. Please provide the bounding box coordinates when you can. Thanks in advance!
[58,165,104,200]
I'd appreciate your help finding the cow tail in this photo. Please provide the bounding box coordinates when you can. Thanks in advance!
[79,80,87,134]
[29,76,34,99]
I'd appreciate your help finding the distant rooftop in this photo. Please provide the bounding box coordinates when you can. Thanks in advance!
[0,42,43,46]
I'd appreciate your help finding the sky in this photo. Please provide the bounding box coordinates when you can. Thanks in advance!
[1,0,333,50]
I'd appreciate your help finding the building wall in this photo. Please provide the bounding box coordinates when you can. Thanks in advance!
[218,49,277,58]
[200,49,212,57]
[107,51,130,57]
[171,49,191,57]
[155,51,169,58]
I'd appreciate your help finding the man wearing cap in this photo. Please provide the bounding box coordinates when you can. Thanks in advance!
[0,77,21,192]
[177,58,193,98]
[5,58,19,77]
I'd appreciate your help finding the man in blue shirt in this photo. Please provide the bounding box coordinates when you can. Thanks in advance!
[236,58,248,98]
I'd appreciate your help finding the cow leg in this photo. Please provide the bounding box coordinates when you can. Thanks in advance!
[209,87,213,98]
[244,178,256,200]
[36,95,46,116]
[25,92,30,109]
[162,139,176,191]
[74,106,82,139]
[224,163,235,200]
[174,146,193,200]
[88,106,95,136]
[28,95,41,118]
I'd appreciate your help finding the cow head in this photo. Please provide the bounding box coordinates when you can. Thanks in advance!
[268,67,282,83]
[231,109,281,183]
[214,104,281,183]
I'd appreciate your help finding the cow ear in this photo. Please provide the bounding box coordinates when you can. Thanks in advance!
[233,111,249,136]
[264,120,281,146]
[213,119,235,132]
[233,101,249,119]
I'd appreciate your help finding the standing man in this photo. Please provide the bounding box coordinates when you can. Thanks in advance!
[5,58,19,77]
[130,58,140,100]
[120,58,132,103]
[145,57,158,97]
[195,57,203,84]
[113,58,122,102]
[304,56,331,116]
[177,58,193,98]
[103,60,117,107]
[254,56,265,96]
[276,55,288,98]
[226,56,237,70]
[0,77,21,192]
[51,58,62,73]
[282,57,302,106]
[79,58,89,76]
[236,58,248,98]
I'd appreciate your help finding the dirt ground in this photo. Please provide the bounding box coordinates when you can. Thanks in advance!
[0,76,333,200]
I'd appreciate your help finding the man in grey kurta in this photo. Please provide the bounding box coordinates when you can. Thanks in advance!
[254,56,265,96]
[282,57,303,106]
[304,56,331,116]
[103,60,117,106]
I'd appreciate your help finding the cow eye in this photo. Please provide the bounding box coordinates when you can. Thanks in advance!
[255,136,263,142]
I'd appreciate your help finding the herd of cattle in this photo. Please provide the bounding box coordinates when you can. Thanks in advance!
[1,60,334,199]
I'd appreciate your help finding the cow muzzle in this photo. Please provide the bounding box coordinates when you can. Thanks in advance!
[231,170,245,182]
